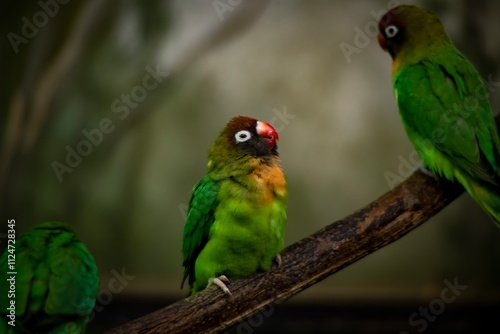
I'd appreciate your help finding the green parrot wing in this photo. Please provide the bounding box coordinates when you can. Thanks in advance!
[395,55,500,185]
[181,176,220,288]
[0,222,98,333]
[45,230,99,316]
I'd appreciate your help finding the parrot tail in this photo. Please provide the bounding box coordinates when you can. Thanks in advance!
[462,177,500,227]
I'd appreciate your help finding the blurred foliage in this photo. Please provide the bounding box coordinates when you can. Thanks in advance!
[1,0,500,332]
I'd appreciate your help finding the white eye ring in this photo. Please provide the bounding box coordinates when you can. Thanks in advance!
[235,130,252,143]
[385,25,399,38]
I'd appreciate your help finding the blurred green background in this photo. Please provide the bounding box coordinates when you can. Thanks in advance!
[1,0,500,333]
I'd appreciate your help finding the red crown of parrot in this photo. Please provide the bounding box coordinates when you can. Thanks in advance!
[256,121,279,150]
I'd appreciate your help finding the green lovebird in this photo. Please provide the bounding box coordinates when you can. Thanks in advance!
[378,5,500,225]
[0,222,99,334]
[181,116,288,295]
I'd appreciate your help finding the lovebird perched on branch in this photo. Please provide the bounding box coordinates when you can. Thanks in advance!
[181,116,288,295]
[378,5,500,226]
[0,222,99,334]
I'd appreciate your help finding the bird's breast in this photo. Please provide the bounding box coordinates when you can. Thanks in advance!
[248,158,287,203]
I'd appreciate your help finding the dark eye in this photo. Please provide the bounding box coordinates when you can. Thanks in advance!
[385,25,399,38]
[235,130,251,143]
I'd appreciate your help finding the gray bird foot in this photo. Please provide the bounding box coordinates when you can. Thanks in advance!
[275,254,282,268]
[208,275,231,295]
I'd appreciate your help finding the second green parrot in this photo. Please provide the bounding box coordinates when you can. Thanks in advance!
[0,221,99,334]
[378,5,500,225]
[181,116,288,295]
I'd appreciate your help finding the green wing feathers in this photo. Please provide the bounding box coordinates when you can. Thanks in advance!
[0,222,99,334]
[181,177,220,289]
[396,59,499,177]
[395,50,500,225]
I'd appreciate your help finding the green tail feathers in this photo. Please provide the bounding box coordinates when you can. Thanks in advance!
[462,177,500,227]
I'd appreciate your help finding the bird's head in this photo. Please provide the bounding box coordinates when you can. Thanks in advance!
[208,116,280,173]
[377,5,450,61]
[224,116,279,156]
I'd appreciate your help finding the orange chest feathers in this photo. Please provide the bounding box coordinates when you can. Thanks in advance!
[247,158,287,203]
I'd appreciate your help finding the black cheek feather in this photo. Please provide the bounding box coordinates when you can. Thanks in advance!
[386,28,405,58]
[236,136,274,157]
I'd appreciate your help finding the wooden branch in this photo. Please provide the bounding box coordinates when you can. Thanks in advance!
[107,170,464,334]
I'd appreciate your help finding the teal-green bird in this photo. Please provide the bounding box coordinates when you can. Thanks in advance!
[378,5,500,225]
[181,116,288,295]
[0,222,99,333]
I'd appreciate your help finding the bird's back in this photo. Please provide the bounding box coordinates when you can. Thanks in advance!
[0,222,99,333]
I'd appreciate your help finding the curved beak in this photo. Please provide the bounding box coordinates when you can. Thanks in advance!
[256,121,279,150]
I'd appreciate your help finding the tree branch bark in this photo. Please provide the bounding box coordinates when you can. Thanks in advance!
[106,169,465,334]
